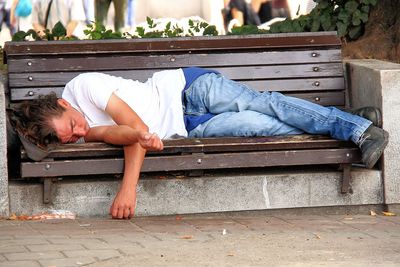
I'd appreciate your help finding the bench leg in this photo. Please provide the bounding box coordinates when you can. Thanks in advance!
[43,178,53,204]
[341,164,353,194]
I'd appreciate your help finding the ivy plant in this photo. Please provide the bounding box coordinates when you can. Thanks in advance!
[267,0,378,40]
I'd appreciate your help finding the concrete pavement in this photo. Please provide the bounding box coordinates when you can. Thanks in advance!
[0,208,399,267]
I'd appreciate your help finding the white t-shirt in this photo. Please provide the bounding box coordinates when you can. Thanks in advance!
[62,70,188,139]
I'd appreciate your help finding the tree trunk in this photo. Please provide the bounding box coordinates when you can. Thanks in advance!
[342,0,400,63]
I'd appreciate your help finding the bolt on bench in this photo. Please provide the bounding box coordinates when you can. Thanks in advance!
[4,31,361,204]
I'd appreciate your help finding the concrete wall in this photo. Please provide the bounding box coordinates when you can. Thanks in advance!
[0,73,9,217]
[346,59,400,206]
[9,168,382,217]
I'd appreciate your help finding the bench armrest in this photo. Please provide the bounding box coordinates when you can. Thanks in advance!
[345,59,400,205]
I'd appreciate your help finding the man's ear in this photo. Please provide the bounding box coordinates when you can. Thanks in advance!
[57,99,71,108]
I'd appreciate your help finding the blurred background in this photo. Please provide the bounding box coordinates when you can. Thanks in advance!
[0,0,316,45]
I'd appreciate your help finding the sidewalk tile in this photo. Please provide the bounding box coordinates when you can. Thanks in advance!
[0,245,27,253]
[39,257,96,267]
[0,261,41,267]
[48,238,110,249]
[4,251,64,261]
[183,218,249,233]
[63,249,121,261]
[2,239,49,245]
[27,244,85,252]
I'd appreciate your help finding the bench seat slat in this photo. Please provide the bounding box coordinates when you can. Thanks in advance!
[4,32,341,56]
[10,77,345,101]
[21,135,356,159]
[21,148,360,177]
[7,49,342,73]
[8,63,344,87]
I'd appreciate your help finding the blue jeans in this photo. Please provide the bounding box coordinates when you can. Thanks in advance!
[184,73,371,144]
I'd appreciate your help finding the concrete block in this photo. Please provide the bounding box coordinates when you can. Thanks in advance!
[346,59,400,205]
[0,72,9,217]
[9,168,382,217]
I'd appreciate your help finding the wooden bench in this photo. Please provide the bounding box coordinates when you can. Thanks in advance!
[4,31,361,204]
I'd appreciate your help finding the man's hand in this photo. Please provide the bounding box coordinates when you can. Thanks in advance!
[110,184,137,219]
[138,132,164,151]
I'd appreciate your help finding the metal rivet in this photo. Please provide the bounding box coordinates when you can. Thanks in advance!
[28,91,34,96]
[311,52,319,57]
[170,57,176,62]
[315,97,320,102]
[27,61,32,66]
[313,81,320,87]
[45,164,51,170]
[28,76,33,81]
[313,67,319,72]
[346,153,350,157]
[197,159,202,164]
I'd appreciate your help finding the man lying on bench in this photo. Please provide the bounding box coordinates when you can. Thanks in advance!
[14,67,389,219]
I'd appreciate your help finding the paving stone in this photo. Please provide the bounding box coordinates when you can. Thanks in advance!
[64,249,121,261]
[27,244,85,252]
[4,251,64,261]
[0,261,41,267]
[0,245,27,253]
[0,254,6,261]
[133,218,199,234]
[3,239,50,245]
[48,238,110,249]
[39,257,96,267]
[183,218,249,233]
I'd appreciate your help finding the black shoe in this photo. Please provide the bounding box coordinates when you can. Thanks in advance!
[348,107,382,128]
[358,125,389,169]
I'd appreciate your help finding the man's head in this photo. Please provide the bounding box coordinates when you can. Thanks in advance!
[15,93,89,146]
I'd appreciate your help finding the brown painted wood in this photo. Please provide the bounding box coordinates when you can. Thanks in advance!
[7,49,342,73]
[4,32,341,57]
[8,63,344,88]
[20,135,356,159]
[21,148,360,177]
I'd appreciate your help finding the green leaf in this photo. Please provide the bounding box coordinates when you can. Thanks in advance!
[352,10,362,26]
[360,12,369,23]
[188,19,194,27]
[338,10,351,23]
[146,17,153,27]
[52,22,67,38]
[136,26,145,37]
[11,31,27,41]
[203,25,218,36]
[348,25,362,39]
[345,1,359,12]
[361,5,370,13]
[336,21,348,37]
[310,19,320,32]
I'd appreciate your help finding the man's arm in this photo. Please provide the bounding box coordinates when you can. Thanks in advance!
[86,93,163,219]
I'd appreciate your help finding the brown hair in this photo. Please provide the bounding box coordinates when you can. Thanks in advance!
[13,93,66,146]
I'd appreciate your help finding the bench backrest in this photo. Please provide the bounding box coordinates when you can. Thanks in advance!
[4,31,345,108]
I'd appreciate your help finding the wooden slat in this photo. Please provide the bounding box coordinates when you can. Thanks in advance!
[7,49,342,73]
[10,77,345,101]
[11,88,344,107]
[20,135,355,159]
[20,148,361,177]
[4,32,341,57]
[8,63,344,88]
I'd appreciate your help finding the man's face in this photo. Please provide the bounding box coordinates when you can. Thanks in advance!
[51,99,90,143]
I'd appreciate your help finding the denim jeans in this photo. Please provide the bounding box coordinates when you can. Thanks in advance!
[184,73,371,144]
